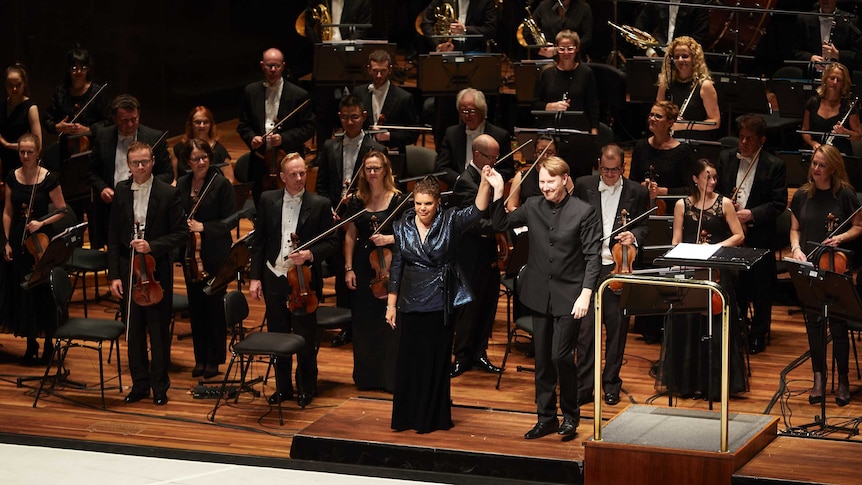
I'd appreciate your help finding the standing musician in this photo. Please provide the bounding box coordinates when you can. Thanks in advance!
[450,134,503,378]
[532,0,594,58]
[303,0,372,43]
[572,144,649,406]
[237,48,315,206]
[0,64,42,181]
[656,36,720,141]
[716,114,787,355]
[108,141,187,406]
[249,153,339,407]
[171,106,232,182]
[88,94,172,249]
[801,62,861,157]
[420,0,498,53]
[2,134,68,364]
[794,0,862,72]
[315,94,385,347]
[488,156,601,439]
[352,49,420,156]
[176,139,236,379]
[634,0,710,58]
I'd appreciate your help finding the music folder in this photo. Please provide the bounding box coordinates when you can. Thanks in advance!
[655,243,769,271]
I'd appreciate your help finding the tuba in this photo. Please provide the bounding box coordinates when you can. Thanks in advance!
[295,2,332,41]
[516,6,547,47]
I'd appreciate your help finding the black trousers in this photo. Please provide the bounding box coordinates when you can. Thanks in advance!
[579,264,628,399]
[453,259,500,363]
[532,309,580,423]
[186,279,227,367]
[736,255,775,338]
[126,292,173,395]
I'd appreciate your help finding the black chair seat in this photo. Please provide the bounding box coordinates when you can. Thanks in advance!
[515,315,534,334]
[316,306,352,329]
[233,332,305,357]
[172,293,189,313]
[67,247,109,271]
[55,318,125,341]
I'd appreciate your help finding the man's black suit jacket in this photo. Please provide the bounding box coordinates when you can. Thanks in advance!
[420,0,498,51]
[635,0,710,47]
[305,0,372,43]
[250,189,339,296]
[107,177,187,287]
[716,148,787,250]
[793,9,862,70]
[314,134,386,208]
[352,82,419,154]
[236,79,316,156]
[435,121,511,187]
[572,175,651,252]
[88,124,173,193]
[451,164,497,273]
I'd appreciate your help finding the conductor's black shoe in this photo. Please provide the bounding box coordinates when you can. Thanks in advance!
[524,419,559,439]
[604,392,621,405]
[749,335,766,354]
[331,330,352,347]
[124,390,149,404]
[558,417,579,436]
[268,391,294,405]
[473,354,502,374]
[297,393,313,407]
[450,360,471,377]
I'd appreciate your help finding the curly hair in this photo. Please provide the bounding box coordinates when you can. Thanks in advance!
[658,36,712,88]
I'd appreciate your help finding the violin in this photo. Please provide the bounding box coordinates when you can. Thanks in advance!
[20,162,49,261]
[184,174,215,283]
[131,222,164,306]
[368,216,392,300]
[645,164,667,216]
[286,233,319,316]
[61,82,107,156]
[818,212,849,274]
[608,210,636,293]
[698,229,722,315]
[255,99,311,191]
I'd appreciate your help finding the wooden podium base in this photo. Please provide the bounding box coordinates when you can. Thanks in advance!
[583,405,777,485]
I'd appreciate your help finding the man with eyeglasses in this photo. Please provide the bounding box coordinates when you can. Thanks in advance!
[449,134,504,377]
[435,87,511,188]
[715,114,787,355]
[237,47,315,206]
[107,141,187,406]
[314,94,385,346]
[88,94,172,249]
[572,144,649,407]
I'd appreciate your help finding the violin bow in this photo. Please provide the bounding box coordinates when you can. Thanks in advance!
[333,157,366,216]
[503,138,552,206]
[285,209,368,259]
[370,194,413,238]
[729,147,761,202]
[20,158,42,247]
[188,171,217,220]
[264,99,311,138]
[695,179,707,243]
[601,206,658,241]
[805,205,862,261]
[493,138,533,169]
[66,82,109,125]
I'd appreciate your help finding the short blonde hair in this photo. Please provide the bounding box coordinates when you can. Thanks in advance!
[538,155,569,177]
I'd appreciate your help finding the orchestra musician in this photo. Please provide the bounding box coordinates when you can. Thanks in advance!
[801,62,861,157]
[0,64,42,181]
[532,0,594,58]
[342,150,404,392]
[572,144,649,406]
[303,0,372,43]
[171,106,232,182]
[506,134,571,212]
[108,141,187,406]
[788,144,862,407]
[176,139,236,379]
[656,36,720,141]
[716,114,788,355]
[634,0,710,58]
[2,134,68,365]
[793,0,862,72]
[236,48,315,206]
[88,94,172,249]
[249,152,339,408]
[450,134,503,378]
[420,0,498,53]
[488,156,601,440]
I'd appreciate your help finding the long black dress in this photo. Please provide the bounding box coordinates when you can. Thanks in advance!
[805,95,858,156]
[656,196,749,399]
[0,98,36,179]
[665,80,720,141]
[345,195,404,392]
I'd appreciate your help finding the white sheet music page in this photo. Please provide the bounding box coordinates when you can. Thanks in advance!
[664,242,720,261]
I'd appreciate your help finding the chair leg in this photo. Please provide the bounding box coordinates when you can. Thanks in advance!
[852,330,861,380]
[114,338,123,393]
[33,338,64,408]
[273,355,284,425]
[495,326,516,390]
[97,343,106,408]
[209,352,238,422]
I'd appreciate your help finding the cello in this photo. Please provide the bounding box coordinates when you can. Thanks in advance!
[608,210,636,294]
[184,172,216,283]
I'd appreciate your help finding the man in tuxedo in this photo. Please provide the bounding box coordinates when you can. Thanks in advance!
[249,153,339,407]
[635,0,710,57]
[237,47,315,206]
[449,134,503,378]
[352,49,419,156]
[793,0,862,71]
[107,141,187,406]
[572,144,650,406]
[420,0,498,53]
[716,114,787,354]
[88,94,171,249]
[304,0,372,43]
[435,87,511,188]
[489,156,601,440]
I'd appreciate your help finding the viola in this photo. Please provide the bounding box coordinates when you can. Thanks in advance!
[368,216,392,300]
[286,233,319,316]
[698,229,722,315]
[184,174,215,283]
[131,222,164,307]
[645,164,667,216]
[609,210,636,293]
[818,212,849,274]
[25,232,50,262]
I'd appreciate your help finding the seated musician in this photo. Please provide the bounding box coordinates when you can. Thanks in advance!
[801,62,861,157]
[793,0,862,72]
[171,106,231,182]
[420,0,498,53]
[656,36,720,141]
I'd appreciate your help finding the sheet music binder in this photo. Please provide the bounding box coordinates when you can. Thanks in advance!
[655,243,769,272]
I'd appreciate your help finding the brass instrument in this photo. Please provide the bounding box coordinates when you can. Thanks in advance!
[516,7,548,48]
[607,21,658,50]
[434,1,457,39]
[295,2,332,41]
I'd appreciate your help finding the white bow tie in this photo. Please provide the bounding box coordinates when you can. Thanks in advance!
[131,180,152,191]
[598,181,619,194]
[736,152,756,164]
[465,127,481,136]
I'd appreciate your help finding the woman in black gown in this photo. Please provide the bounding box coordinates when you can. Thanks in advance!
[2,134,68,363]
[801,62,861,157]
[0,64,42,180]
[385,171,499,433]
[343,150,404,392]
[658,158,747,400]
[656,36,720,141]
[788,144,862,406]
[171,106,231,182]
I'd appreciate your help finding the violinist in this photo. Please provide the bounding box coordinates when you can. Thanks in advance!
[716,114,788,355]
[2,133,67,365]
[249,153,338,408]
[237,48,315,207]
[661,158,746,402]
[108,141,187,406]
[171,106,231,182]
[342,150,403,392]
[789,144,862,407]
[315,94,385,347]
[176,139,236,379]
[572,144,649,406]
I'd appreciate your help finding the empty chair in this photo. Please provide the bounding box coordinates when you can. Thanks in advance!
[65,246,109,318]
[315,305,352,351]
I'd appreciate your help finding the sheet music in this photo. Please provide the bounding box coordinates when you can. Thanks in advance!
[663,242,720,260]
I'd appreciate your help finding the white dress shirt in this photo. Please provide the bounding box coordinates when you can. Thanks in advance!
[268,189,304,277]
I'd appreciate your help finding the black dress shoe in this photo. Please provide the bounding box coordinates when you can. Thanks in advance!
[124,390,149,404]
[202,365,219,379]
[153,394,168,406]
[604,392,620,405]
[473,355,502,374]
[524,420,559,439]
[267,391,294,405]
[749,335,766,354]
[297,393,313,407]
[191,365,205,378]
[331,330,352,347]
[558,417,579,436]
[450,360,471,378]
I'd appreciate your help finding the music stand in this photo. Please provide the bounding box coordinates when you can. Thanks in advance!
[313,41,395,88]
[513,60,554,105]
[626,56,662,103]
[321,23,373,41]
[203,230,254,297]
[786,258,862,436]
[58,151,92,203]
[713,74,771,135]
[22,222,88,290]
[417,53,501,96]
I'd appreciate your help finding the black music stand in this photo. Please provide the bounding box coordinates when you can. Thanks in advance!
[313,41,396,88]
[513,60,554,105]
[786,258,862,436]
[203,230,254,297]
[417,53,501,96]
[713,74,771,136]
[626,56,662,103]
[22,222,88,290]
[58,151,92,203]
